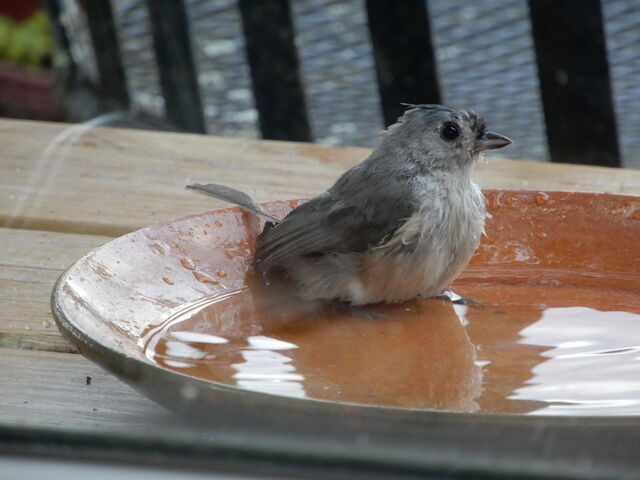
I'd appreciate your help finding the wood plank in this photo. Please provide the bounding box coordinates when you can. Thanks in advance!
[0,119,365,236]
[0,347,185,432]
[1,119,639,238]
[1,266,75,352]
[0,227,111,270]
[477,156,640,194]
[0,228,111,352]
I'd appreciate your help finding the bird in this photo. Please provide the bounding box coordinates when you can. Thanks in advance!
[188,104,511,308]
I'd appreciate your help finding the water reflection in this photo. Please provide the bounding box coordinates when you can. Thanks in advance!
[510,307,640,415]
[143,273,484,411]
[463,301,548,414]
[143,278,640,416]
[234,339,306,398]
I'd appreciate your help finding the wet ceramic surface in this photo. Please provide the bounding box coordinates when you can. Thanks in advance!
[54,191,640,416]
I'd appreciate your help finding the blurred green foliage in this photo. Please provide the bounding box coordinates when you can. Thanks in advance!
[0,10,52,67]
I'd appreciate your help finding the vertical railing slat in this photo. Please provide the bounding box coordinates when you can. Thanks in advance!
[529,0,620,166]
[146,0,206,133]
[84,0,130,110]
[238,0,311,142]
[365,0,441,126]
[41,0,72,60]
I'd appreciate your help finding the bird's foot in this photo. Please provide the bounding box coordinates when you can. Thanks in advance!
[437,289,483,307]
[329,301,387,319]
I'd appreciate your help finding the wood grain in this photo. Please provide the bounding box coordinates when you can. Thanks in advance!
[2,119,639,238]
[0,228,110,352]
[0,119,364,236]
[0,347,186,432]
[1,267,74,352]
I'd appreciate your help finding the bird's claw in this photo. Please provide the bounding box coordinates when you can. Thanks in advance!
[438,289,483,307]
[329,301,387,319]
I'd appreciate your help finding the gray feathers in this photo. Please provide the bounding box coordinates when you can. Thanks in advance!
[187,183,279,223]
[189,104,511,305]
[253,170,419,272]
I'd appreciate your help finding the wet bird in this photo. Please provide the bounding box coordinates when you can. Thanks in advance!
[189,104,511,307]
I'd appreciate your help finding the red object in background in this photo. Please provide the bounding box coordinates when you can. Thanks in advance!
[0,0,42,21]
[0,60,58,121]
[0,0,59,121]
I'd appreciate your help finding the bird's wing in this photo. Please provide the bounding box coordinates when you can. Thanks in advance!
[254,176,420,272]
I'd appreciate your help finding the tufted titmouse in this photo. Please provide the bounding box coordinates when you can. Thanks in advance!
[189,104,511,307]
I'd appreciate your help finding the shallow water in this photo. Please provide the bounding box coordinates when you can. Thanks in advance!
[142,278,640,416]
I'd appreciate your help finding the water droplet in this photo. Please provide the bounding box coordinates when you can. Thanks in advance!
[490,193,502,209]
[150,243,165,255]
[216,271,228,278]
[180,257,196,270]
[535,192,549,206]
[192,271,220,285]
[215,220,223,227]
[162,277,175,285]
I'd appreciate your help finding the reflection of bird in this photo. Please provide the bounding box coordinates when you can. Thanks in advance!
[462,300,548,414]
[189,104,511,306]
[152,291,484,412]
[279,299,483,411]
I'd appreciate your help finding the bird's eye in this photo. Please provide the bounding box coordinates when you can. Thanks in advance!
[440,123,460,141]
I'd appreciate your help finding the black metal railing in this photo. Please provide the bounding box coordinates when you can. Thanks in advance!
[528,0,620,167]
[84,0,130,112]
[146,0,206,133]
[365,0,441,127]
[43,0,622,167]
[238,0,311,141]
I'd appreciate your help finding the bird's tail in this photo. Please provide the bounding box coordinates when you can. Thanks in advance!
[186,183,280,223]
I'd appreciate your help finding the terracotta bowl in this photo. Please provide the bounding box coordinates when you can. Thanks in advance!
[51,190,640,477]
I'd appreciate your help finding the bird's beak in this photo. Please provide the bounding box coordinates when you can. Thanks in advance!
[475,131,512,152]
